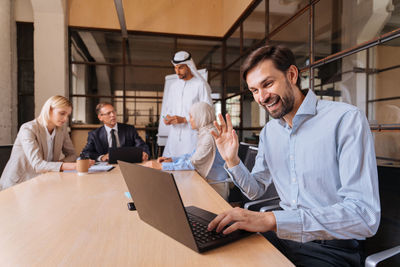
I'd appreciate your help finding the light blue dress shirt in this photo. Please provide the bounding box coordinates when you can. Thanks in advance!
[162,149,228,182]
[227,90,381,243]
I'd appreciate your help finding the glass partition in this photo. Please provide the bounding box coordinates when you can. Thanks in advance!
[373,131,400,163]
[300,69,310,90]
[269,9,309,69]
[208,71,222,94]
[226,27,241,67]
[70,29,122,63]
[380,1,400,35]
[312,51,366,105]
[177,39,223,70]
[225,59,241,94]
[268,0,309,33]
[124,66,172,92]
[315,0,400,59]
[226,95,241,127]
[71,64,123,97]
[243,0,266,52]
[69,0,400,161]
[367,37,400,124]
[127,35,175,66]
[113,90,162,128]
[71,96,122,124]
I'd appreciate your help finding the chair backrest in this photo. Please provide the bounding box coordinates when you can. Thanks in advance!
[238,142,252,163]
[240,145,280,209]
[243,146,258,172]
[0,145,13,176]
[228,145,258,204]
[362,165,400,266]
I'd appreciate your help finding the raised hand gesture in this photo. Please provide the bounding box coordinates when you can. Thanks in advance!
[211,113,240,168]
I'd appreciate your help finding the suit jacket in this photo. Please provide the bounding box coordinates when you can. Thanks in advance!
[81,123,150,160]
[0,119,77,190]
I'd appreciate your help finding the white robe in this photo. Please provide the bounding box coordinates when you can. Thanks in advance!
[162,76,212,157]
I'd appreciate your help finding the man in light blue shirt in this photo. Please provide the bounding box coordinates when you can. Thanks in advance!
[208,45,380,266]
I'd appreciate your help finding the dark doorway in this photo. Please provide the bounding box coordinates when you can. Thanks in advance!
[17,22,34,128]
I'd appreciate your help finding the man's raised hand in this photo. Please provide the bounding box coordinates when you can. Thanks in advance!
[211,113,240,168]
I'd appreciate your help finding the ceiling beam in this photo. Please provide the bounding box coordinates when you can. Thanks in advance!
[113,0,128,38]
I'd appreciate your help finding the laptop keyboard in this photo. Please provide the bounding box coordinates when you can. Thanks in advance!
[187,213,227,245]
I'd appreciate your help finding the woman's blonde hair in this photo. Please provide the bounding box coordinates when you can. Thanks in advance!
[37,95,72,126]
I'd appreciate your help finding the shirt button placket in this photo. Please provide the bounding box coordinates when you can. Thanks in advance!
[289,132,298,207]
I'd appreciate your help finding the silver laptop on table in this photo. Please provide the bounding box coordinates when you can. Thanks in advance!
[118,161,253,253]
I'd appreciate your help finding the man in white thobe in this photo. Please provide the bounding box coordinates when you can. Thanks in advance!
[162,51,213,157]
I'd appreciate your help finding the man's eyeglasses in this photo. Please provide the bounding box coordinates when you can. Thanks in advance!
[100,110,116,117]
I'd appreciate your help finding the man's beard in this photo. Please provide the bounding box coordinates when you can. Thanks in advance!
[178,72,187,79]
[261,79,295,119]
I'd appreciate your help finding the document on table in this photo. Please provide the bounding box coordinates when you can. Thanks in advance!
[89,164,114,172]
[63,163,114,173]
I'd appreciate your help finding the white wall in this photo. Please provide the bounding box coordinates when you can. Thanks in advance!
[0,0,18,144]
[31,0,68,116]
[15,0,33,22]
[0,0,69,144]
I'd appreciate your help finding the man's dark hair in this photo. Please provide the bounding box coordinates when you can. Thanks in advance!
[96,102,113,115]
[241,45,301,90]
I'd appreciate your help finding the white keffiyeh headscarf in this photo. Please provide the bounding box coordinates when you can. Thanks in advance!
[171,51,212,95]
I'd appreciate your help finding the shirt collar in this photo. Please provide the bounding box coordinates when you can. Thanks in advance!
[104,123,118,133]
[45,127,56,139]
[295,89,317,116]
[277,89,318,128]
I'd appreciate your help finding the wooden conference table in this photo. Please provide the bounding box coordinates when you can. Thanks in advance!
[0,166,293,266]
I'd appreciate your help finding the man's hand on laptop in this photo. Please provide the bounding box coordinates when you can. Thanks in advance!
[142,152,149,161]
[101,154,109,162]
[207,207,277,235]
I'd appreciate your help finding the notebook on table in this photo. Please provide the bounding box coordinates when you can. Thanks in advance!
[118,161,253,253]
[108,147,143,164]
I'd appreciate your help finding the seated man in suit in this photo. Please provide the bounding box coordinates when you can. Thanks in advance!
[82,102,150,162]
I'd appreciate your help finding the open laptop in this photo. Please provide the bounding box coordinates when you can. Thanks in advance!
[108,147,142,164]
[118,161,253,253]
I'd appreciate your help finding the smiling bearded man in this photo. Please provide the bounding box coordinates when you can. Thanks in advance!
[207,45,380,267]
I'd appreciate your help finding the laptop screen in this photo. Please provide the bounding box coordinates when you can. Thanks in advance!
[108,147,142,164]
[119,161,198,251]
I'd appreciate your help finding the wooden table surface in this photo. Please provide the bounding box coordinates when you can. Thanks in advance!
[0,166,293,267]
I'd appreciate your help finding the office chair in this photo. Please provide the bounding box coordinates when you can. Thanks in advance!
[234,146,280,211]
[238,142,253,162]
[243,146,258,171]
[362,165,400,266]
[0,145,13,176]
[365,246,400,267]
[247,163,400,267]
[228,143,255,203]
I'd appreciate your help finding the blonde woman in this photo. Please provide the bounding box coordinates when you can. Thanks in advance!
[147,102,230,200]
[0,95,78,190]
